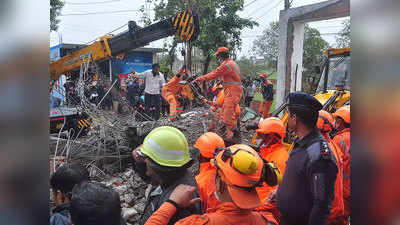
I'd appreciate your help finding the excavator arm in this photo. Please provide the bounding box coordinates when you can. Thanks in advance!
[50,9,199,80]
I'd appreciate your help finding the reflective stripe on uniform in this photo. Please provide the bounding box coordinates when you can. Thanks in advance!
[223,81,241,85]
[145,138,185,160]
[340,139,350,155]
[343,174,350,178]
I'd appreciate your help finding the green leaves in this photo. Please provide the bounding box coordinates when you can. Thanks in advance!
[50,0,64,31]
[149,0,257,73]
[335,19,350,48]
[252,22,329,93]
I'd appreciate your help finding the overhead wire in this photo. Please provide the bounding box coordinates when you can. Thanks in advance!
[61,9,144,16]
[245,0,279,19]
[244,0,261,8]
[64,0,121,5]
[254,0,284,22]
[83,22,128,45]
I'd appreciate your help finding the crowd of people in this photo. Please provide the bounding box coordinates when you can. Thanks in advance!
[50,47,351,225]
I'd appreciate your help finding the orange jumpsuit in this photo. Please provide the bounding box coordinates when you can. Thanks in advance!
[333,128,350,221]
[256,143,289,203]
[144,202,278,225]
[209,90,240,131]
[258,80,273,119]
[162,75,184,120]
[322,133,346,225]
[197,58,242,131]
[195,163,220,212]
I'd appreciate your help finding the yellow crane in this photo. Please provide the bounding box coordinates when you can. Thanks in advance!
[50,9,199,81]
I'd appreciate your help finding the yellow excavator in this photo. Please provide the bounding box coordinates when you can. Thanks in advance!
[249,47,351,148]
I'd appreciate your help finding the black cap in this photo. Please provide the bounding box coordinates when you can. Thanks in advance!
[287,92,323,112]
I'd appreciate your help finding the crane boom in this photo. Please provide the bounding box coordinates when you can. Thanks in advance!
[50,9,199,80]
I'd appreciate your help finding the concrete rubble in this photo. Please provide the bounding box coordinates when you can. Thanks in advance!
[50,105,257,224]
[102,168,148,225]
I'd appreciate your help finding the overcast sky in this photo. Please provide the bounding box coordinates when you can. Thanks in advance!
[50,0,349,58]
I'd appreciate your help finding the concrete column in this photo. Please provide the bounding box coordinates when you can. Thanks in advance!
[276,11,289,108]
[291,21,305,92]
[276,0,349,107]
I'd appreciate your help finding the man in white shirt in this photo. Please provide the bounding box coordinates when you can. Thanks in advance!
[132,63,165,120]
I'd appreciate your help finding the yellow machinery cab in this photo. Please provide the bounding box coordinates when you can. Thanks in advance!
[250,48,351,149]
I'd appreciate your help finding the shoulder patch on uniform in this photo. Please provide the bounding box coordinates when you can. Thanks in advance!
[225,64,232,71]
[320,141,331,160]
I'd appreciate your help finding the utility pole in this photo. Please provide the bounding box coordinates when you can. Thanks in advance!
[285,0,290,10]
[186,0,193,71]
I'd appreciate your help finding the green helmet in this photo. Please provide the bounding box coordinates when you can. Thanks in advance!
[141,126,191,167]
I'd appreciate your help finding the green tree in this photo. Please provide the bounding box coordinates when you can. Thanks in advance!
[303,25,330,93]
[252,22,279,69]
[150,0,257,74]
[252,22,329,93]
[237,56,270,78]
[335,19,350,48]
[50,0,64,31]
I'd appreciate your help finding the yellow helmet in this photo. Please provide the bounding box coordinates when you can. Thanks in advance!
[232,150,259,175]
[141,126,191,167]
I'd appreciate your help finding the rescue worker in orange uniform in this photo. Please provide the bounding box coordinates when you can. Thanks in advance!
[206,84,224,132]
[193,132,225,211]
[144,144,278,225]
[254,117,289,203]
[195,47,242,140]
[317,110,346,225]
[332,106,350,222]
[162,67,190,120]
[206,83,241,133]
[258,73,274,119]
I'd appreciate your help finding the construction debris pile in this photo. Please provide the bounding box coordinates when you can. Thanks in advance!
[49,60,256,224]
[50,107,213,172]
[50,107,220,224]
[102,168,150,225]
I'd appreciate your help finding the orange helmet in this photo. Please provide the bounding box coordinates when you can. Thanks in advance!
[333,106,350,124]
[259,73,268,78]
[211,144,263,209]
[213,47,229,56]
[256,117,286,139]
[194,132,225,159]
[317,110,334,132]
[211,84,223,93]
